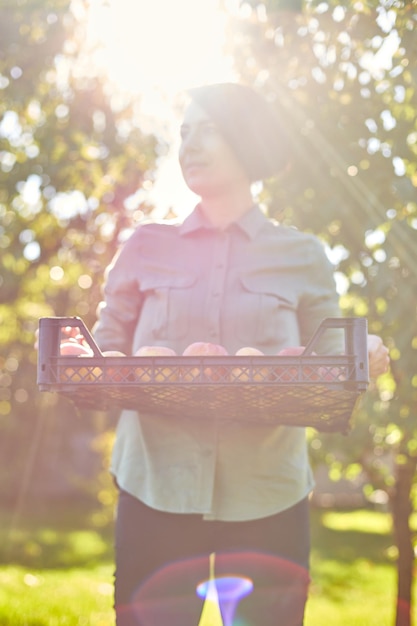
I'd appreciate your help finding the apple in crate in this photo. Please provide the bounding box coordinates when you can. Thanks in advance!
[102,350,129,382]
[134,346,178,382]
[318,365,343,382]
[232,347,267,382]
[182,342,228,382]
[60,341,94,382]
[275,346,319,382]
[102,350,126,356]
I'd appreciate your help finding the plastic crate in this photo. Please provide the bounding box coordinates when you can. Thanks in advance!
[37,316,369,433]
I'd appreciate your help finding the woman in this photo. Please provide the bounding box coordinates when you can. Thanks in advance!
[93,83,389,625]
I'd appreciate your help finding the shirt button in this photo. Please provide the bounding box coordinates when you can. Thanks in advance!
[202,448,213,458]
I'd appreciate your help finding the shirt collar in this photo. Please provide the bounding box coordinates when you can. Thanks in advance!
[178,204,269,240]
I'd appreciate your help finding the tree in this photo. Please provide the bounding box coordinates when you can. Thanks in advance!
[0,0,160,518]
[224,1,417,624]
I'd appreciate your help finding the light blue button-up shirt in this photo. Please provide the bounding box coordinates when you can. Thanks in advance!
[93,205,342,521]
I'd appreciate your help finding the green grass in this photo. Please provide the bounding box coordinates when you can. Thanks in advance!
[0,564,113,626]
[1,502,416,625]
[306,508,415,626]
[1,500,115,625]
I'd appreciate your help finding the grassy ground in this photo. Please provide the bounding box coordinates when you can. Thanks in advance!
[1,500,115,626]
[307,509,401,626]
[0,501,415,625]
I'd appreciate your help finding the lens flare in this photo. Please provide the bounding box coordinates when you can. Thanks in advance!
[130,551,309,626]
[196,571,254,626]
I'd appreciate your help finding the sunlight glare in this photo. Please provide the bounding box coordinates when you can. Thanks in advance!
[87,0,234,98]
[86,0,236,215]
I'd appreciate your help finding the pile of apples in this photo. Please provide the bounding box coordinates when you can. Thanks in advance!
[134,343,337,383]
[60,338,338,383]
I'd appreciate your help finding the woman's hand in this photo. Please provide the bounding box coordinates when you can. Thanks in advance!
[34,325,85,351]
[368,334,390,379]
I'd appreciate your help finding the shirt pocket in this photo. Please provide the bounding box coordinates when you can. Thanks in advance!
[138,271,197,341]
[236,273,299,348]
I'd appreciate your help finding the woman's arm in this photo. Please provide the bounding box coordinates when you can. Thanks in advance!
[93,232,144,355]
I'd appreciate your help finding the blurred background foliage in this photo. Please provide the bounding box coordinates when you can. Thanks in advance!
[223,2,417,620]
[0,0,416,622]
[227,1,417,479]
[0,0,160,522]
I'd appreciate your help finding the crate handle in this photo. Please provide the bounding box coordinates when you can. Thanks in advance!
[303,317,368,383]
[37,317,102,386]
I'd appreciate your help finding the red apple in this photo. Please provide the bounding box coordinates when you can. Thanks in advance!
[102,350,127,357]
[134,346,178,382]
[182,342,228,382]
[60,341,95,382]
[235,347,264,356]
[182,342,229,357]
[232,347,267,382]
[102,350,131,382]
[275,346,319,382]
[318,365,343,382]
[134,346,177,357]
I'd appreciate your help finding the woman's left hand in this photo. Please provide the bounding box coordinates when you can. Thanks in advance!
[368,334,390,379]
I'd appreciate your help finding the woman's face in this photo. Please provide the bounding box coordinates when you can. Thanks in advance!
[179,101,250,197]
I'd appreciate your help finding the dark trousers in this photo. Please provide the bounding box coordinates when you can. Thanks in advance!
[114,491,310,626]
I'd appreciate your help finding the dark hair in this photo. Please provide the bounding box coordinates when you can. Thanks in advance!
[188,83,290,182]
